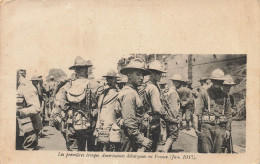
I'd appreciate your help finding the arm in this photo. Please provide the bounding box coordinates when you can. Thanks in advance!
[121,93,145,144]
[167,91,181,121]
[225,96,233,132]
[148,85,164,116]
[19,86,41,118]
[192,91,206,131]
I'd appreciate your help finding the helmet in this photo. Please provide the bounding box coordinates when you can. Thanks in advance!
[170,74,183,81]
[223,75,236,85]
[30,76,40,81]
[49,75,55,80]
[120,58,151,76]
[147,60,167,73]
[69,56,92,70]
[102,69,119,78]
[199,77,208,82]
[210,69,225,81]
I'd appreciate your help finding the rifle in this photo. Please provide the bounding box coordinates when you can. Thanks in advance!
[197,115,203,153]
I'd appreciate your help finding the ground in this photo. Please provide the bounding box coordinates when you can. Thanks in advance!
[37,120,246,153]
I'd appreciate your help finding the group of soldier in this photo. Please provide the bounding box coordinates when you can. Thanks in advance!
[16,56,237,153]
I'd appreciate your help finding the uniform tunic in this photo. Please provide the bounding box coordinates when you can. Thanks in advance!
[54,77,98,151]
[177,86,193,121]
[96,87,118,129]
[116,84,145,151]
[16,82,43,150]
[194,86,233,153]
[163,86,181,140]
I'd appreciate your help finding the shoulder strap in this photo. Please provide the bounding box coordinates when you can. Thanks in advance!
[207,94,211,113]
[222,97,226,115]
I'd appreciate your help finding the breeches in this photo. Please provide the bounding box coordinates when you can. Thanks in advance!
[65,129,95,151]
[199,124,226,153]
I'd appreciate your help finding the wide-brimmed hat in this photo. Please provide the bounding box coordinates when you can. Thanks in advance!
[170,74,183,82]
[102,69,119,78]
[120,58,151,76]
[49,75,55,80]
[223,75,236,85]
[210,69,225,81]
[199,77,208,82]
[30,76,40,81]
[69,56,92,70]
[147,60,167,73]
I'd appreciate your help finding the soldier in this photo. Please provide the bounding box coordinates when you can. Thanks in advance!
[161,74,182,152]
[186,80,196,127]
[95,69,121,151]
[53,56,98,151]
[141,60,169,152]
[222,75,236,153]
[223,75,237,114]
[16,70,43,150]
[46,75,57,116]
[116,76,127,90]
[177,79,194,130]
[193,69,233,153]
[116,58,152,152]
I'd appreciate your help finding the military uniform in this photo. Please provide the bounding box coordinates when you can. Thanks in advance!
[53,57,98,151]
[16,81,43,150]
[194,86,233,153]
[140,81,165,151]
[116,84,146,152]
[177,86,194,130]
[46,79,57,112]
[55,77,98,151]
[95,81,120,151]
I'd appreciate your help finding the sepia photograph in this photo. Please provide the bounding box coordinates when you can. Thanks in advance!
[0,0,259,163]
[16,54,246,153]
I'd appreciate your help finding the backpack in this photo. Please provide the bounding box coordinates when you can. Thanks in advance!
[66,79,92,130]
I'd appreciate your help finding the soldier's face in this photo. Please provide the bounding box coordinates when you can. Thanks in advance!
[106,77,116,87]
[212,80,223,89]
[150,71,162,82]
[222,84,232,93]
[128,70,144,86]
[172,81,182,89]
[75,67,88,77]
[32,80,39,86]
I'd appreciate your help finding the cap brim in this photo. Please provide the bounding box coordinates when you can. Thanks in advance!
[120,67,151,76]
[69,65,92,70]
[223,82,236,85]
[102,75,120,78]
[147,69,167,73]
[170,79,183,82]
[210,77,225,81]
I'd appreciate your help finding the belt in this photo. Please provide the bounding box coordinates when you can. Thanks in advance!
[199,115,227,125]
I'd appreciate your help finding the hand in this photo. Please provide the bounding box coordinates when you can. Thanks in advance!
[142,137,152,149]
[195,129,202,138]
[92,109,98,117]
[224,130,230,140]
